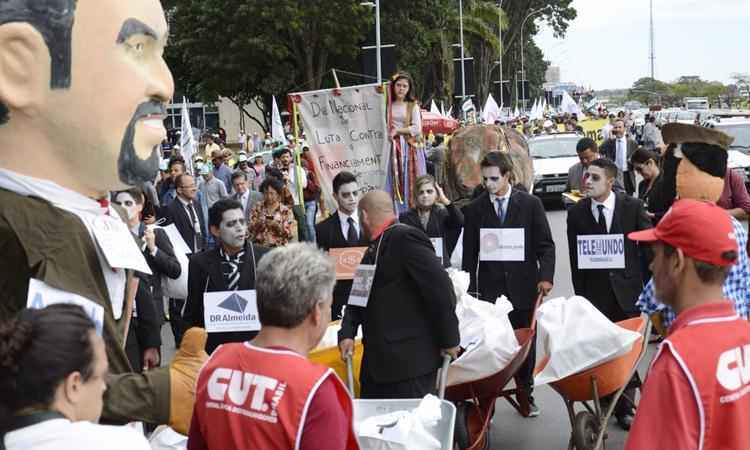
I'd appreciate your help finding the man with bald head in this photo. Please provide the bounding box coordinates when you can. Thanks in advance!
[338,190,460,399]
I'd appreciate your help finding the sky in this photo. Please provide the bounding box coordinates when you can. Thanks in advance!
[534,0,750,91]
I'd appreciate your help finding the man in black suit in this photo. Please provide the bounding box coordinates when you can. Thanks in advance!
[316,171,368,319]
[338,190,460,399]
[462,151,555,416]
[160,174,207,346]
[566,157,652,430]
[600,118,638,195]
[183,199,268,354]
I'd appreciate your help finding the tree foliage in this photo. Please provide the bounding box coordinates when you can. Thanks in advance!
[628,76,730,107]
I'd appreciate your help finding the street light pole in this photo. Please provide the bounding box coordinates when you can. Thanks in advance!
[375,0,381,83]
[459,0,467,107]
[360,1,382,83]
[497,0,503,109]
[520,6,550,112]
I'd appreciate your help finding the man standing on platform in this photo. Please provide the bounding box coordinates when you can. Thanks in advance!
[338,190,459,399]
[462,152,555,416]
[567,157,652,430]
[316,171,368,319]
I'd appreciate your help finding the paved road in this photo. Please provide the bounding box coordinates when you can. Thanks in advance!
[161,201,654,449]
[484,201,654,450]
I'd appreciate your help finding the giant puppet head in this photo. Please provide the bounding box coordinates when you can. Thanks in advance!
[0,0,174,198]
[659,123,734,205]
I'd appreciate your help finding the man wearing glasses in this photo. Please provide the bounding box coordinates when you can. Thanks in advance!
[316,171,368,319]
[462,151,555,417]
[163,174,207,345]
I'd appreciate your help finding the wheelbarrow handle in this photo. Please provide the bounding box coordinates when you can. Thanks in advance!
[438,353,452,400]
[345,353,355,396]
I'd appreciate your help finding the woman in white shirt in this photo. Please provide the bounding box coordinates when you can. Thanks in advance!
[387,72,425,213]
[0,304,149,450]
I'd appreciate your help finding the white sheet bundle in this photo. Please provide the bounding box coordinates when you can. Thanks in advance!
[446,269,520,386]
[357,395,443,450]
[534,296,641,385]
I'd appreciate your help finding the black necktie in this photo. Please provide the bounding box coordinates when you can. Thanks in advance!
[347,217,358,244]
[597,204,607,233]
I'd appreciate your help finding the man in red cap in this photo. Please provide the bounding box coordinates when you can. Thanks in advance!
[626,199,750,450]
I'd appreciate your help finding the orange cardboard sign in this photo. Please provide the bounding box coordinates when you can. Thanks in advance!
[329,247,368,280]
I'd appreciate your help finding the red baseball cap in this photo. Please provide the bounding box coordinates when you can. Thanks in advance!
[628,199,738,266]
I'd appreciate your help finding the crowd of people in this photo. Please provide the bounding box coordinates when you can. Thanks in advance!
[1,2,750,449]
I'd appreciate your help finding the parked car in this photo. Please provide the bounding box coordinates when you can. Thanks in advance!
[527,132,581,201]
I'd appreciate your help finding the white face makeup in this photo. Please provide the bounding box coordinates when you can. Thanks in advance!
[584,165,612,199]
[481,166,510,196]
[416,183,437,209]
[217,208,247,249]
[114,192,139,222]
[334,182,360,216]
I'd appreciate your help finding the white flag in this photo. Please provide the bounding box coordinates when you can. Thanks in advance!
[180,97,195,175]
[561,91,582,116]
[440,101,446,117]
[272,96,287,145]
[430,100,440,114]
[513,106,520,119]
[482,93,502,124]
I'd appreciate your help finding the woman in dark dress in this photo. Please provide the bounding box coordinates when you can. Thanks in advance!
[399,174,464,267]
[631,148,667,224]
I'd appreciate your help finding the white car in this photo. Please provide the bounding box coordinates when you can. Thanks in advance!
[527,132,582,200]
[704,117,750,188]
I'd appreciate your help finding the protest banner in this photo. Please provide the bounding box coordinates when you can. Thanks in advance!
[580,118,608,144]
[291,84,389,210]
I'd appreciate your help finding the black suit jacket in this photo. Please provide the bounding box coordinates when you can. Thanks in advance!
[567,193,652,318]
[462,190,555,310]
[338,223,460,384]
[161,197,207,253]
[132,275,162,350]
[183,242,268,354]
[600,137,638,191]
[316,212,369,319]
[399,203,464,267]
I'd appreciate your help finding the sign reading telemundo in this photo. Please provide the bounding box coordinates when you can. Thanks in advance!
[576,234,626,269]
[203,290,261,333]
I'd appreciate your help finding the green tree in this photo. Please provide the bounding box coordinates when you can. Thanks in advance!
[166,0,371,130]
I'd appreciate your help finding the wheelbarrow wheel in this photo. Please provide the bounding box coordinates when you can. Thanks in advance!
[573,411,598,450]
[454,401,471,450]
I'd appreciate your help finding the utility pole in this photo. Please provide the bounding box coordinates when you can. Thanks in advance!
[498,0,503,108]
[459,0,467,104]
[649,0,655,79]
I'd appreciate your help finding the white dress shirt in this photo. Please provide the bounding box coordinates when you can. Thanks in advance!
[338,209,360,241]
[489,186,512,219]
[615,137,628,172]
[591,190,616,233]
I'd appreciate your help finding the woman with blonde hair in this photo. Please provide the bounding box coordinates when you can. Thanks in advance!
[399,174,463,267]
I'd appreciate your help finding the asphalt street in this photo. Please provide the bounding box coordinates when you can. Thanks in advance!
[161,201,657,449]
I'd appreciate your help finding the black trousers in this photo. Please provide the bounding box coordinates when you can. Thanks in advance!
[360,369,438,399]
[169,298,186,347]
[125,322,143,373]
[508,308,536,398]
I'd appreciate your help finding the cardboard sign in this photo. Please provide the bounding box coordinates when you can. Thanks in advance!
[430,237,444,262]
[577,234,625,269]
[479,228,525,261]
[88,214,152,274]
[329,246,368,280]
[27,279,104,335]
[348,264,376,307]
[203,290,260,333]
